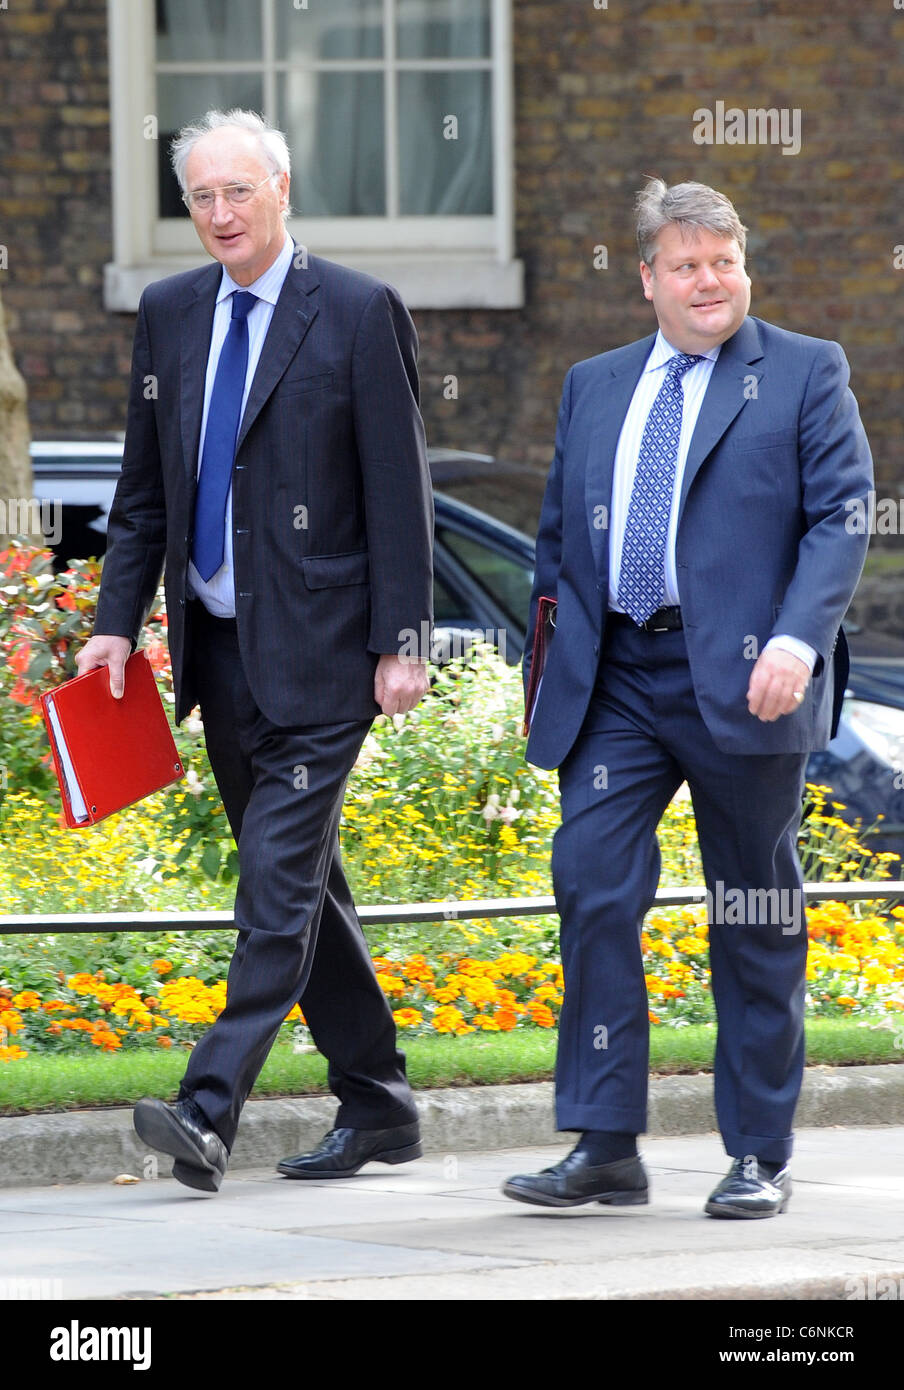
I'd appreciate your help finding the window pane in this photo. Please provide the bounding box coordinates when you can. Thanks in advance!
[437,529,534,629]
[397,0,491,59]
[398,70,492,214]
[275,0,383,61]
[279,73,385,216]
[156,74,264,218]
[155,0,263,62]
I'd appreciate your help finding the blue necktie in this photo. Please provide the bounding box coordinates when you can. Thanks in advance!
[617,352,703,624]
[192,290,257,582]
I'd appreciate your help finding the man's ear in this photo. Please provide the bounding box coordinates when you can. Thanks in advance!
[639,260,655,301]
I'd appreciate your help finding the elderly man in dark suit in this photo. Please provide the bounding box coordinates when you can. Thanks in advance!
[76,109,433,1192]
[504,179,872,1217]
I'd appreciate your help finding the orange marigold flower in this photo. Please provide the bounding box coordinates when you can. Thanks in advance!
[375,972,406,997]
[431,1005,469,1034]
[0,1045,28,1061]
[0,1009,24,1034]
[151,959,173,974]
[12,991,41,1010]
[392,1008,423,1029]
[527,1002,556,1028]
[157,1036,173,1048]
[493,1006,519,1031]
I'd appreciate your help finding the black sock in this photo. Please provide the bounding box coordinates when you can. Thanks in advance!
[574,1130,638,1164]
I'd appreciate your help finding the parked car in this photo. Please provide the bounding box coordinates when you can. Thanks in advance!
[27,440,904,859]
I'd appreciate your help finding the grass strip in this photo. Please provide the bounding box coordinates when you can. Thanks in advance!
[0,1019,900,1116]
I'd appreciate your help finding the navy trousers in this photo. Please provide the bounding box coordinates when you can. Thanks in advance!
[552,623,809,1165]
[177,601,418,1151]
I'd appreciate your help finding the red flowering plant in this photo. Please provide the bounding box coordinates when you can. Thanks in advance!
[0,540,231,881]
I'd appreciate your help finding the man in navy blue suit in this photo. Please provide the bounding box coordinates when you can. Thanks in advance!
[77,110,433,1192]
[504,179,872,1217]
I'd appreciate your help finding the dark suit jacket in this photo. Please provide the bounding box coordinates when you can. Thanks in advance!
[95,250,433,726]
[525,315,873,770]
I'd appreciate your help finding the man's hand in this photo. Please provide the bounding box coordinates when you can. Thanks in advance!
[374,653,429,717]
[75,635,132,699]
[746,648,810,722]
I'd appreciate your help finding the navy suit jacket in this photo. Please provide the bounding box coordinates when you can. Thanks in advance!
[95,250,433,726]
[525,316,873,770]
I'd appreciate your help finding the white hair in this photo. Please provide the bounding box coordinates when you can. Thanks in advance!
[170,109,292,218]
[635,178,747,267]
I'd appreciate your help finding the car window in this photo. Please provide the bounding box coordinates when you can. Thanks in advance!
[846,550,904,659]
[435,527,534,628]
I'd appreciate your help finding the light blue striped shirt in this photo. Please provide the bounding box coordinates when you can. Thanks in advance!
[187,233,295,617]
[608,330,719,612]
[608,330,815,672]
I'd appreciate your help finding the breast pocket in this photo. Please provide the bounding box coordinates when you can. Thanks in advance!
[279,369,334,397]
[732,427,798,454]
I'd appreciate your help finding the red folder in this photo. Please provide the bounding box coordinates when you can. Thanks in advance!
[522,595,557,736]
[40,650,184,827]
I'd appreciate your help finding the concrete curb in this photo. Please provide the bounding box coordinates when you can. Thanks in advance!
[1,1063,902,1188]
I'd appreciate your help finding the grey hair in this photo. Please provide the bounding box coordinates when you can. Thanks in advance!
[170,108,291,217]
[635,178,747,267]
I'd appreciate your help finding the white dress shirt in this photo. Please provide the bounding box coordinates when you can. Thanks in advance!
[187,232,295,617]
[608,330,815,673]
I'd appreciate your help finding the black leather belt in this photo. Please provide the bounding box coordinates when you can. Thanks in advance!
[607,605,683,632]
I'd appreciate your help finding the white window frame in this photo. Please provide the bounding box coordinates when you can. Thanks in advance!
[104,0,523,310]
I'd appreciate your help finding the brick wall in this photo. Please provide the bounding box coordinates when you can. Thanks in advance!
[1,0,901,500]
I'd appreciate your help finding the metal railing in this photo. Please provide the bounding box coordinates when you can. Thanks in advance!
[1,880,903,934]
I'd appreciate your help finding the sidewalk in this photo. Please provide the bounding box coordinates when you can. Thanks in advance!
[1,1125,902,1300]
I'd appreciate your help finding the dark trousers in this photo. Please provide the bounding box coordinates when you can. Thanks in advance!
[177,602,418,1151]
[552,624,809,1165]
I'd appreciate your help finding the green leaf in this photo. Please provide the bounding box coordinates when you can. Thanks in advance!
[27,649,53,680]
[200,844,221,879]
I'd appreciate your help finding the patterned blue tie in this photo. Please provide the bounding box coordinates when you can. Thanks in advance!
[191,290,257,582]
[617,352,703,624]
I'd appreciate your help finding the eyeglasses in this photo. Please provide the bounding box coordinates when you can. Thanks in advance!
[182,174,275,213]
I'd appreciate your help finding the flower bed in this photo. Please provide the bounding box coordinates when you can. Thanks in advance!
[2,899,903,1060]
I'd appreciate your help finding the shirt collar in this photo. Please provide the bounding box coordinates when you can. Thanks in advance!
[217,232,294,306]
[645,329,721,373]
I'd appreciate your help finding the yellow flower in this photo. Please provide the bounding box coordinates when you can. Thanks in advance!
[392,1008,423,1028]
[431,1005,472,1034]
[11,991,40,1010]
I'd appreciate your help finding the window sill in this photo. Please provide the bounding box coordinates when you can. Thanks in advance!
[103,253,524,312]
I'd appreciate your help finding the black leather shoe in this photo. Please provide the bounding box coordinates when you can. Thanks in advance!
[502,1148,649,1208]
[705,1158,791,1219]
[133,1096,228,1193]
[277,1123,422,1179]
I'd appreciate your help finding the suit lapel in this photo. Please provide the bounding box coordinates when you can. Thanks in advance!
[180,265,219,482]
[234,256,321,454]
[677,316,765,522]
[585,336,655,585]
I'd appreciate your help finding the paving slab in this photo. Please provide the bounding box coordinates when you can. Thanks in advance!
[0,1127,901,1302]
